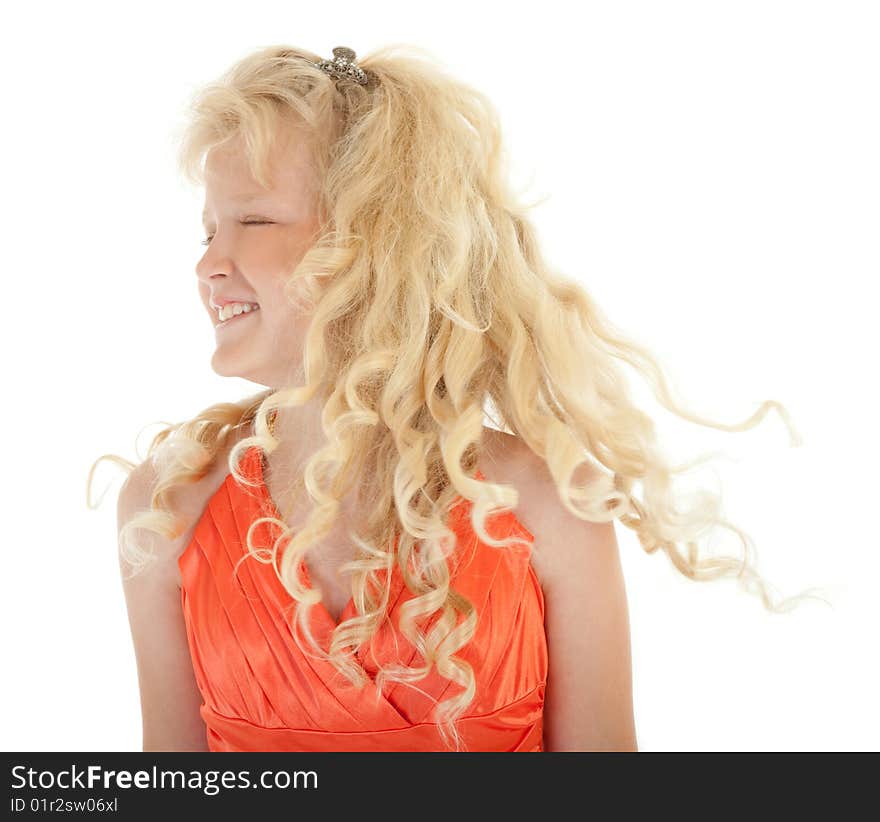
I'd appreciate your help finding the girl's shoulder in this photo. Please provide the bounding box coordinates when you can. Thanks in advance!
[118,423,255,587]
[478,429,613,596]
[477,428,543,556]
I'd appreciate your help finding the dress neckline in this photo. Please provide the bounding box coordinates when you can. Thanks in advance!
[237,445,488,630]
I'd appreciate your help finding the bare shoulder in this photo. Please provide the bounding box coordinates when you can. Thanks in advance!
[117,424,251,588]
[478,428,619,594]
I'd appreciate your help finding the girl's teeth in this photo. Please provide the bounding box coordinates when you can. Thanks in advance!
[218,302,260,321]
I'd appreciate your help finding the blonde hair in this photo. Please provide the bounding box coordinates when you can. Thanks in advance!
[88,43,825,750]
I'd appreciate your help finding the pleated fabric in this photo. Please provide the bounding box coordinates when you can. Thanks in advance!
[178,445,548,751]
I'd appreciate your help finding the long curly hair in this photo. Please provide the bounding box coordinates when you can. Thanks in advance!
[88,42,823,750]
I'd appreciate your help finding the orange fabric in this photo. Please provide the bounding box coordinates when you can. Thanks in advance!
[178,446,548,751]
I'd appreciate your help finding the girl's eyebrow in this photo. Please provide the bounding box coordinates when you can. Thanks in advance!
[201,194,276,225]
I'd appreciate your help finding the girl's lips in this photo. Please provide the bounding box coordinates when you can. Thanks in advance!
[215,308,260,330]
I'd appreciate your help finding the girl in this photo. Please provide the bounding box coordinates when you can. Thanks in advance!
[92,44,813,752]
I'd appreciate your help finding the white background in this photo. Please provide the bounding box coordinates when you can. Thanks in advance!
[2,0,877,751]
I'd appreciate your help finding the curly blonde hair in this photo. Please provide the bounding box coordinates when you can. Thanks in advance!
[88,42,824,750]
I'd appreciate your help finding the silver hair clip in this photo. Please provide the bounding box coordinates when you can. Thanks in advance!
[314,46,369,86]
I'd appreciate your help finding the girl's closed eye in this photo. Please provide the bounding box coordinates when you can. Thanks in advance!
[201,219,275,246]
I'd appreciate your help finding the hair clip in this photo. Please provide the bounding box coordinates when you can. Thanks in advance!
[314,46,369,86]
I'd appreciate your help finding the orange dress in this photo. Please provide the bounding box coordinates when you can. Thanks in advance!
[178,445,548,751]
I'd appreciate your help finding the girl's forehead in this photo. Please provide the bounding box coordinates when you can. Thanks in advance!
[205,147,259,183]
[205,139,315,194]
[203,148,279,198]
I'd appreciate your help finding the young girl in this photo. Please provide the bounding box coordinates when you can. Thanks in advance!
[94,44,812,752]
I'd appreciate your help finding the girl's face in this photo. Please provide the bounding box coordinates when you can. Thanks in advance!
[196,129,322,388]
